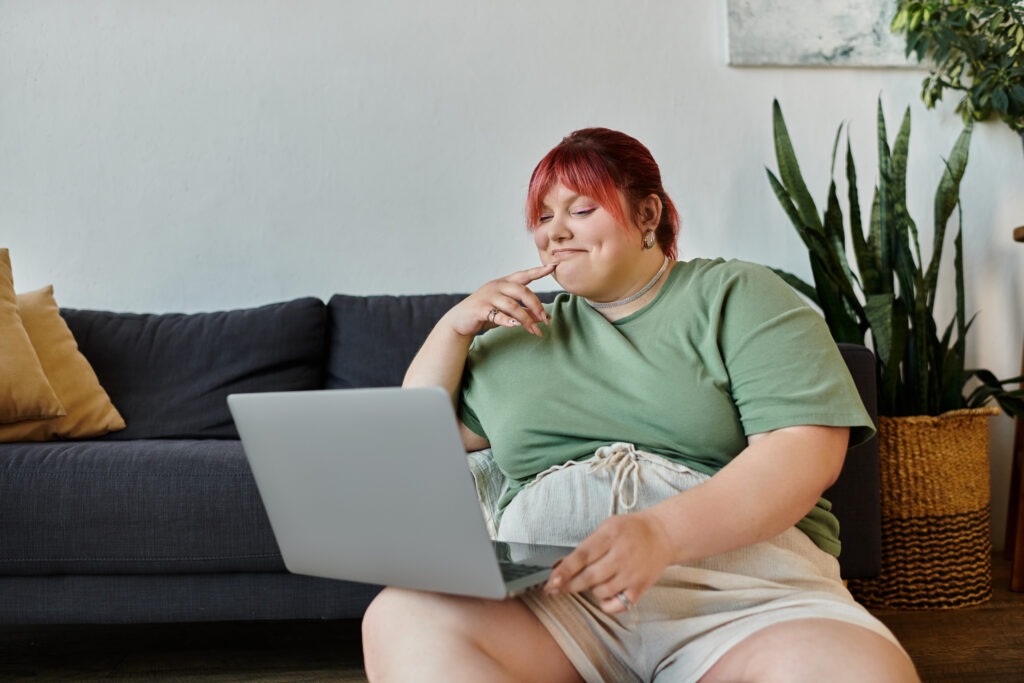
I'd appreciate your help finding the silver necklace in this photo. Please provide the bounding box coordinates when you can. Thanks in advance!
[584,257,670,310]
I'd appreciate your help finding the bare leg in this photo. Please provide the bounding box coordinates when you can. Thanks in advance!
[362,587,585,683]
[699,618,919,683]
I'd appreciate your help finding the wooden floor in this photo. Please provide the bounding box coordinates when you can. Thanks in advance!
[869,553,1024,682]
[2,555,1022,682]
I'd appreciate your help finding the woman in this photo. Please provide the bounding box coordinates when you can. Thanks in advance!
[362,128,919,682]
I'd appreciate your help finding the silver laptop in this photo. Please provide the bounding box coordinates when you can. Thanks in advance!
[227,386,572,599]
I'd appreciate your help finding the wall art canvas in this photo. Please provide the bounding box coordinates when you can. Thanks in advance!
[727,0,914,67]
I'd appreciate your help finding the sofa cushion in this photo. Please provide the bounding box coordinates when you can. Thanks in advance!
[326,292,559,389]
[0,286,125,442]
[61,298,327,439]
[0,439,285,575]
[0,249,64,424]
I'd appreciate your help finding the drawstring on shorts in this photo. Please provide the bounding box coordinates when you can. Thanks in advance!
[498,442,698,547]
[586,442,690,517]
[588,442,644,516]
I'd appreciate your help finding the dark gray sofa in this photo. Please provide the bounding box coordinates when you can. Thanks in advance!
[0,294,880,624]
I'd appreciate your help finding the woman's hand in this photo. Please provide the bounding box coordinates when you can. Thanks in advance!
[543,510,676,615]
[442,263,556,338]
[403,262,557,422]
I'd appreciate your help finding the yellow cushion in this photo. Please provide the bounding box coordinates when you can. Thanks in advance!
[0,248,65,424]
[0,285,126,441]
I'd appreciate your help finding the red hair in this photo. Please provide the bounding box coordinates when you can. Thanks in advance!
[526,128,679,259]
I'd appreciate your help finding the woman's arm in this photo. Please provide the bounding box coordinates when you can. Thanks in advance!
[403,263,555,450]
[545,424,849,612]
[649,425,847,562]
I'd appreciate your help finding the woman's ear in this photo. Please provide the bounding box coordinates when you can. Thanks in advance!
[639,194,663,230]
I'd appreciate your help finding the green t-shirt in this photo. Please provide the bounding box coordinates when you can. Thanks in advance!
[458,258,875,556]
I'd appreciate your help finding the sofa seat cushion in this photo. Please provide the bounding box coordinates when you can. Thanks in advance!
[0,439,286,575]
[61,297,327,440]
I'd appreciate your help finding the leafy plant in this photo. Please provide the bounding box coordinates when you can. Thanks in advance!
[765,98,1023,418]
[891,0,1024,140]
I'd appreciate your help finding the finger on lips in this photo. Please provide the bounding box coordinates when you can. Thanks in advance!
[509,262,557,285]
[477,266,555,335]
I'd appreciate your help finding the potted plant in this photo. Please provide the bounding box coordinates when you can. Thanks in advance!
[892,1,1024,589]
[891,0,1024,152]
[766,97,1023,609]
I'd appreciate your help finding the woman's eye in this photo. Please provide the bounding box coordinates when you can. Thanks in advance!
[571,207,597,217]
[538,215,553,223]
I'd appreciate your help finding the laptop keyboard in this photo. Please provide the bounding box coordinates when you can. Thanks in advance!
[499,561,549,582]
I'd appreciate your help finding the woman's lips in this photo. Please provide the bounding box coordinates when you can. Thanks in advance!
[551,249,585,262]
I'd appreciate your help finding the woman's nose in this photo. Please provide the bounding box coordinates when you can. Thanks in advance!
[546,214,571,242]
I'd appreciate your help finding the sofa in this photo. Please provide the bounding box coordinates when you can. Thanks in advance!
[0,293,881,625]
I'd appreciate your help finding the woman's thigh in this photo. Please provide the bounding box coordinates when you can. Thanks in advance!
[362,587,584,683]
[697,618,919,683]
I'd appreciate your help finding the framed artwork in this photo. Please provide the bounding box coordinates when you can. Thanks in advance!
[726,0,914,67]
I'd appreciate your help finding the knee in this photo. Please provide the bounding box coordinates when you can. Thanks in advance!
[362,587,400,638]
[362,587,469,680]
[362,588,413,670]
[702,619,920,683]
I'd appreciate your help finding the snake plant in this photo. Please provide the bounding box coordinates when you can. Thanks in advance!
[766,98,1023,418]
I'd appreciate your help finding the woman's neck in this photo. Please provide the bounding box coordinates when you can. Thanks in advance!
[589,257,675,322]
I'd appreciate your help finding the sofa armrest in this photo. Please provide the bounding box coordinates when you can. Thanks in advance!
[467,449,508,539]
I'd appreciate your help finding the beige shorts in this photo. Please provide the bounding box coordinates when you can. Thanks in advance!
[496,443,903,683]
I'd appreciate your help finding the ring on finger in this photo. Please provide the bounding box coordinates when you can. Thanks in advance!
[487,308,499,323]
[615,591,632,610]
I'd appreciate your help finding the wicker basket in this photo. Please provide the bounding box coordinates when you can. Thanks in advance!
[848,407,999,610]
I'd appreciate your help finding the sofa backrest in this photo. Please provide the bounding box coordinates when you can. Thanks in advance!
[62,297,327,439]
[326,293,468,389]
[325,292,562,389]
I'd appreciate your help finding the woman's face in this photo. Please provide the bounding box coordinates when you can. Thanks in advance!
[533,183,653,301]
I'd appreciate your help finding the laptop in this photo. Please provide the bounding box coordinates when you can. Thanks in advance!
[227,386,573,599]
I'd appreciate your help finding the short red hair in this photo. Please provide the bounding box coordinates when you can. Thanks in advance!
[526,128,679,259]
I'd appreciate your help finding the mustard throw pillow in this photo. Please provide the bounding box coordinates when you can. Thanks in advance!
[0,248,65,424]
[0,285,126,441]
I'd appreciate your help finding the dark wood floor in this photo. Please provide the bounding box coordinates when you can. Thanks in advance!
[870,553,1024,682]
[2,555,1022,682]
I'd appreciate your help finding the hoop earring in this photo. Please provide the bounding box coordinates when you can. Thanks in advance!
[642,230,656,250]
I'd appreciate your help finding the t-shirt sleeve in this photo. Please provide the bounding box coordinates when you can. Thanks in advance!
[716,263,875,446]
[457,339,488,439]
[458,396,486,439]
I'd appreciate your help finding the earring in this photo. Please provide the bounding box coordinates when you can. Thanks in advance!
[642,230,656,249]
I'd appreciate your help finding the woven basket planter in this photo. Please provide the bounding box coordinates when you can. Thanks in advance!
[848,407,1000,610]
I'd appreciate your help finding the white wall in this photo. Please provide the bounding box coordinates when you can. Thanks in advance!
[2,0,1022,548]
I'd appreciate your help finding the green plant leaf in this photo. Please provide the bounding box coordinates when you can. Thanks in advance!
[880,298,909,416]
[891,0,1024,136]
[766,169,804,227]
[926,121,973,310]
[847,137,878,295]
[875,100,895,294]
[772,100,824,233]
[864,292,895,366]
